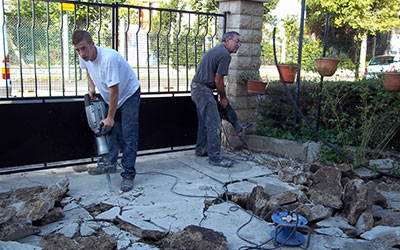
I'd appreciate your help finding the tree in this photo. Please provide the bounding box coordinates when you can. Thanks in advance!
[307,0,400,78]
[149,0,218,69]
[4,0,126,65]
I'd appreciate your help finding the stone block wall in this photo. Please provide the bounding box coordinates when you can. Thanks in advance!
[217,0,268,148]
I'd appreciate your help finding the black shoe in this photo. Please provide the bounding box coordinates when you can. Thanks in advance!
[120,177,134,192]
[88,164,116,175]
[209,158,233,168]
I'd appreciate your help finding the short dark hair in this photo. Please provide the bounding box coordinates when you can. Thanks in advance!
[72,30,93,45]
[222,31,240,42]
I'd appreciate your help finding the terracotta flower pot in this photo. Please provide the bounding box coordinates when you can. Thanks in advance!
[278,64,299,83]
[315,57,340,77]
[247,79,267,95]
[381,72,400,91]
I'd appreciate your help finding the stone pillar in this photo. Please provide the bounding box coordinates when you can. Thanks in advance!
[217,0,267,148]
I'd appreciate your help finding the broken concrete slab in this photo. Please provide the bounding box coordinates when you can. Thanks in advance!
[200,202,273,249]
[361,225,400,249]
[249,175,297,196]
[309,234,396,250]
[56,222,79,238]
[175,150,274,184]
[119,199,206,233]
[377,190,400,210]
[314,227,348,238]
[95,207,121,220]
[369,159,395,171]
[316,216,356,234]
[0,149,399,250]
[0,240,42,250]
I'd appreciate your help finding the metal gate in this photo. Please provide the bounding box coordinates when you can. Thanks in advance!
[0,0,226,170]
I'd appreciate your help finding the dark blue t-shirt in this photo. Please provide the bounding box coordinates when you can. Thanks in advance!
[192,44,231,89]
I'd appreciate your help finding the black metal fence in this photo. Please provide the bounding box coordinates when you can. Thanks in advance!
[1,0,226,99]
[0,0,225,170]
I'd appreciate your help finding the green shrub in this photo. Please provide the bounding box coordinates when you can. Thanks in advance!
[257,79,400,165]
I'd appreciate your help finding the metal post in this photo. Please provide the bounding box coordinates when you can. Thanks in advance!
[112,3,119,51]
[291,0,306,137]
[316,12,330,133]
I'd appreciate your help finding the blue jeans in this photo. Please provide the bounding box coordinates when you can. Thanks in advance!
[218,103,242,134]
[106,88,140,179]
[191,82,223,162]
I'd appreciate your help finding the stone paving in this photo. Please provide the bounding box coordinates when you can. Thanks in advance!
[0,149,398,249]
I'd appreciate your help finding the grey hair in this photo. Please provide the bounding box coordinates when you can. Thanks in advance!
[222,31,240,42]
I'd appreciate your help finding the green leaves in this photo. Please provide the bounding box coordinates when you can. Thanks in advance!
[307,0,400,38]
[258,79,400,165]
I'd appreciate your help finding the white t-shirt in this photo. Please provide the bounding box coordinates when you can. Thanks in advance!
[79,46,140,108]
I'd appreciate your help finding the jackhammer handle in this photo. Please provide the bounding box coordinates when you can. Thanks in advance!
[84,93,103,106]
[84,93,91,107]
[99,122,112,135]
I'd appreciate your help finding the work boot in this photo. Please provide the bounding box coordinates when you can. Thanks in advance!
[120,177,134,192]
[88,164,116,175]
[209,158,233,168]
[88,159,116,175]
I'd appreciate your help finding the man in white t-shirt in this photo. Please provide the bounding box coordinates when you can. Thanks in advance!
[72,30,140,192]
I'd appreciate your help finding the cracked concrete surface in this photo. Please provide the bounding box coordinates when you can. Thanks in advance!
[0,149,398,249]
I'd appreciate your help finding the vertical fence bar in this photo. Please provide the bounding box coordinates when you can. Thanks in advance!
[194,15,200,72]
[185,14,190,89]
[135,8,141,80]
[175,12,181,92]
[316,12,330,133]
[112,3,118,51]
[146,9,152,92]
[85,5,89,31]
[211,16,218,48]
[156,10,161,92]
[73,3,79,91]
[291,0,306,137]
[1,0,8,97]
[46,2,51,96]
[97,6,102,46]
[59,4,65,96]
[166,11,171,92]
[124,8,130,60]
[16,0,23,97]
[203,15,209,53]
[31,0,38,96]
[223,12,227,34]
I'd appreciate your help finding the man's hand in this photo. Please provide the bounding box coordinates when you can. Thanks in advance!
[87,71,96,101]
[101,117,115,129]
[214,73,229,108]
[103,84,119,130]
[88,88,96,101]
[219,96,229,109]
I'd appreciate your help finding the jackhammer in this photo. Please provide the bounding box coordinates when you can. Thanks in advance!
[84,93,113,192]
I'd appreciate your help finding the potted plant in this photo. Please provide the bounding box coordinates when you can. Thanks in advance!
[381,71,400,91]
[277,63,299,83]
[315,57,340,77]
[239,71,268,95]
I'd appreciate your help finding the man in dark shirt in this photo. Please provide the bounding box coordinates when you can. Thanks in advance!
[191,31,243,167]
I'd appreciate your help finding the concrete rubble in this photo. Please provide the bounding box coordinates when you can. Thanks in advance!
[0,149,399,250]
